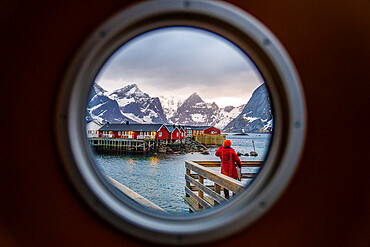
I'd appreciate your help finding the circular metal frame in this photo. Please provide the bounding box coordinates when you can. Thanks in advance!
[55,0,306,245]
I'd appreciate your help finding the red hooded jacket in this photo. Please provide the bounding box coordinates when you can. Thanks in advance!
[215,146,241,179]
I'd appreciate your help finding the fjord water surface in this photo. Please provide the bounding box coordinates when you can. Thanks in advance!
[94,133,271,214]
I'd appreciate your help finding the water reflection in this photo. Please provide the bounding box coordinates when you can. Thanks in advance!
[124,158,136,173]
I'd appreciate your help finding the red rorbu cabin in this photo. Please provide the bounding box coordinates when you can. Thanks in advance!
[96,123,220,140]
[98,123,170,140]
[189,126,221,136]
[156,125,171,140]
[203,126,221,135]
[179,127,185,138]
[165,125,183,140]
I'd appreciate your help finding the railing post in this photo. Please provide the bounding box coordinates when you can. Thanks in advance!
[199,176,204,199]
[186,168,190,197]
[198,175,205,209]
[214,184,221,205]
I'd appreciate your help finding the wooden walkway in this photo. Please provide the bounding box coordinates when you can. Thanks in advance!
[183,161,262,212]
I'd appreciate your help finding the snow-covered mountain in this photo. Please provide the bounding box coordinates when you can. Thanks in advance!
[168,92,219,126]
[159,96,183,121]
[86,83,259,131]
[213,104,246,129]
[166,93,244,129]
[223,83,273,133]
[93,84,107,96]
[108,84,168,124]
[86,84,135,124]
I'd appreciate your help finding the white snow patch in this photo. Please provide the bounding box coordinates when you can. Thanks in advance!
[242,116,259,122]
[91,115,104,124]
[213,105,244,129]
[191,114,205,122]
[123,113,145,123]
[98,110,107,117]
[88,101,108,111]
[116,97,135,108]
[159,96,183,119]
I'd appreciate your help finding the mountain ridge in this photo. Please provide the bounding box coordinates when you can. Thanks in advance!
[86,83,272,133]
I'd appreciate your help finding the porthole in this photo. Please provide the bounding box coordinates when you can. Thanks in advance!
[55,1,306,245]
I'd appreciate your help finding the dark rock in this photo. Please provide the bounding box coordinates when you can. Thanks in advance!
[234,133,249,136]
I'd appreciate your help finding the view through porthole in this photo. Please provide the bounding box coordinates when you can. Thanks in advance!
[85,27,273,214]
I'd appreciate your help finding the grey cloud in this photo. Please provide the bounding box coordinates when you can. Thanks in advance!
[96,27,263,103]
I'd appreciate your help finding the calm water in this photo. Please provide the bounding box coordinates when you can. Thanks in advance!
[93,133,272,214]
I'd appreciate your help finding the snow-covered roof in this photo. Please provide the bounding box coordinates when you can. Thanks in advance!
[165,125,180,133]
[188,126,212,130]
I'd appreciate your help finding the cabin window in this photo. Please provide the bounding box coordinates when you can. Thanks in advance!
[56,1,306,245]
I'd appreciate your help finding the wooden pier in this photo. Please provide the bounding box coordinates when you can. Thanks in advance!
[193,134,226,145]
[88,138,158,155]
[183,160,262,212]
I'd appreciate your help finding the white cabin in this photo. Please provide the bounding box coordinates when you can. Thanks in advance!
[86,120,102,138]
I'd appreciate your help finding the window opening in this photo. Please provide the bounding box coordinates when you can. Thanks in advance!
[56,1,306,245]
[86,27,272,214]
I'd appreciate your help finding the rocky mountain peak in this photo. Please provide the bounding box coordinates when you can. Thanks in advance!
[184,92,203,104]
[223,83,273,133]
[110,83,146,99]
[223,105,235,113]
[93,84,107,95]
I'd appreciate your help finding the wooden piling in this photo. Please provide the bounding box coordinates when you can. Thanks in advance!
[88,138,161,155]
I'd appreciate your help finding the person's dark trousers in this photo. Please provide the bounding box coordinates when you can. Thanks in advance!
[224,188,230,199]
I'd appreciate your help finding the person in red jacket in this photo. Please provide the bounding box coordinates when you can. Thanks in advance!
[215,139,241,199]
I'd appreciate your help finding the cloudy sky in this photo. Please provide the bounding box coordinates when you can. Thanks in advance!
[95,27,264,108]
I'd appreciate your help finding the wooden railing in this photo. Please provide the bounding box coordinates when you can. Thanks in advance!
[106,175,167,213]
[183,160,262,212]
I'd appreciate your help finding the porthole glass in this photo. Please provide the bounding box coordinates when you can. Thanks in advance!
[55,1,306,245]
[86,26,273,214]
